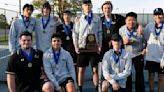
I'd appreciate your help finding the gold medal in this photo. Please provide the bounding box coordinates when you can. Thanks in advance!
[43,30,46,34]
[107,30,110,34]
[55,65,59,70]
[155,37,158,40]
[28,62,32,68]
[66,36,70,40]
[114,64,118,69]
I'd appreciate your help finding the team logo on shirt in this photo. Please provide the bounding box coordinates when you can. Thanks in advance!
[50,25,54,28]
[34,54,39,58]
[92,20,97,24]
[30,24,34,27]
[21,58,24,62]
[112,22,116,24]
[62,30,65,32]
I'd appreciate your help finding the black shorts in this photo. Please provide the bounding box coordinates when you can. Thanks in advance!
[145,61,164,74]
[77,52,99,67]
[70,51,77,64]
[59,77,74,88]
[40,79,50,89]
[102,80,126,92]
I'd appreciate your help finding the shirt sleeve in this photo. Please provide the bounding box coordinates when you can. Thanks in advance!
[72,20,80,45]
[6,54,17,75]
[8,21,17,53]
[161,52,164,67]
[144,24,151,42]
[43,53,61,91]
[97,17,103,42]
[66,52,77,88]
[102,53,116,82]
[119,26,127,40]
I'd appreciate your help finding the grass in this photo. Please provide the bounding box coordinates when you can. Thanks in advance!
[0,35,8,45]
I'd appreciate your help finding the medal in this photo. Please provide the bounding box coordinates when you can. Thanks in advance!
[155,37,158,40]
[66,36,70,40]
[107,30,110,34]
[43,30,46,34]
[55,64,59,70]
[114,64,119,69]
[28,62,32,68]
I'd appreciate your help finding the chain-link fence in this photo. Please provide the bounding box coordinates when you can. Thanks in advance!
[0,7,154,43]
[0,8,19,44]
[119,13,154,26]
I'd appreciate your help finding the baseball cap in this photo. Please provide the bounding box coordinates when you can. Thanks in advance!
[82,0,92,4]
[111,34,122,41]
[63,10,71,14]
[153,8,163,15]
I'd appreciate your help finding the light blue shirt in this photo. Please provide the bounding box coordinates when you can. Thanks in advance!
[73,13,102,48]
[8,15,36,53]
[35,16,61,52]
[144,22,164,63]
[119,25,145,58]
[43,47,77,90]
[102,49,132,88]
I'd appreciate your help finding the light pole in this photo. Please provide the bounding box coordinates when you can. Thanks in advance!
[19,0,21,15]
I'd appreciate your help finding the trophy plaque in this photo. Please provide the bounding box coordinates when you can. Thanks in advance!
[79,34,98,52]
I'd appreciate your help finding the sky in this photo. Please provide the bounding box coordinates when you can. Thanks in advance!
[0,0,164,13]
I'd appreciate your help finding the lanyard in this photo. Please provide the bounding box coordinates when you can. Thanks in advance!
[112,49,122,64]
[53,48,61,64]
[126,28,135,38]
[21,48,33,62]
[21,15,30,29]
[104,17,112,30]
[63,23,71,35]
[85,12,93,25]
[42,15,50,29]
[155,22,163,37]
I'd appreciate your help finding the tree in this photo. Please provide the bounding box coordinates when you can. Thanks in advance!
[0,14,9,29]
[32,0,82,19]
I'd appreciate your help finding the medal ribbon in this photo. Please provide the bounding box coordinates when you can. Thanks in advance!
[126,28,135,38]
[53,48,61,64]
[155,22,163,37]
[112,49,122,64]
[85,12,93,25]
[42,15,50,29]
[21,48,33,62]
[104,17,112,31]
[63,23,71,36]
[21,15,31,29]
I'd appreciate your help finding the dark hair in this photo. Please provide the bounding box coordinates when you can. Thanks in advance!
[101,1,113,11]
[42,1,51,12]
[51,33,62,40]
[23,4,34,11]
[19,31,32,39]
[126,12,137,19]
